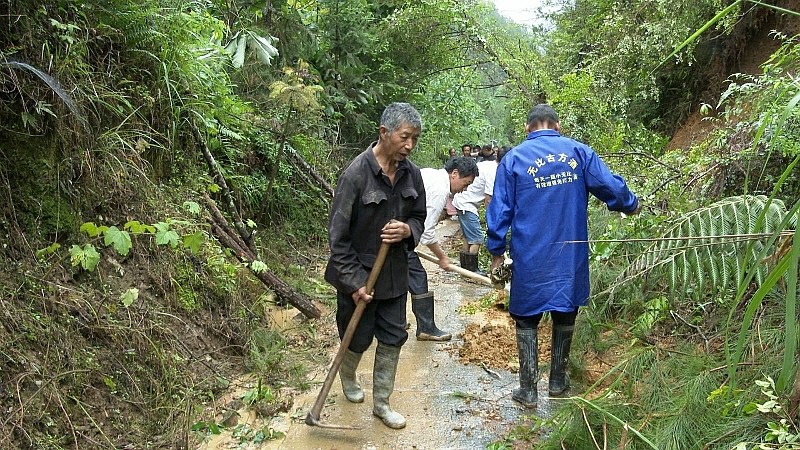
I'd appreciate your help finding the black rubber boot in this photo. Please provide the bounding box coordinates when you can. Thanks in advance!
[411,293,451,341]
[459,251,469,270]
[513,327,538,408]
[461,252,487,276]
[461,251,477,271]
[372,343,406,429]
[548,324,574,397]
[339,349,364,403]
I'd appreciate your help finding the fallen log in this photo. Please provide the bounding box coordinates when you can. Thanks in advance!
[193,123,322,320]
[204,197,322,320]
[206,206,321,320]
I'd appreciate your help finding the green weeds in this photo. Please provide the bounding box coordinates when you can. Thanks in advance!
[457,289,508,315]
[231,423,285,444]
[242,377,275,405]
[731,377,800,449]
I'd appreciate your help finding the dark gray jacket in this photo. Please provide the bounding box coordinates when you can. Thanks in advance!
[325,143,426,299]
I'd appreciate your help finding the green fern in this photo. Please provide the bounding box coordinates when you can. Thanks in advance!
[628,195,792,299]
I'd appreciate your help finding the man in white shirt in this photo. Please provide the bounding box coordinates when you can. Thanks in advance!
[409,156,478,340]
[452,147,510,274]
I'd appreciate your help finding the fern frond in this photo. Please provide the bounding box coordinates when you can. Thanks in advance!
[706,208,721,289]
[625,195,792,299]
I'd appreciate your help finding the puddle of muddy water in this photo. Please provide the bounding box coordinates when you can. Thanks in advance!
[198,220,561,450]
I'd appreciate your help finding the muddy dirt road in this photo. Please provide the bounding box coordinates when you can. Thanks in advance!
[199,219,557,450]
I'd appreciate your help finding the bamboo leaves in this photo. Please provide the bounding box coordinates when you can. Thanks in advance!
[224,31,279,68]
[653,0,743,72]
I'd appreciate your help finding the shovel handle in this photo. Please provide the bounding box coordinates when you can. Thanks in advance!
[306,240,391,425]
[415,251,493,286]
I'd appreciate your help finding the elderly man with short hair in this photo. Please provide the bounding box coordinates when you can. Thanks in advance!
[325,102,427,429]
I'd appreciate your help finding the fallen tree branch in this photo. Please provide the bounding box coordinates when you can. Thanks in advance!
[191,120,255,253]
[205,199,321,319]
[209,221,252,261]
[290,167,330,209]
[286,148,334,198]
[204,193,255,260]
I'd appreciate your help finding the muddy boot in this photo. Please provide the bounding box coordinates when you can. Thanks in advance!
[549,324,574,397]
[372,342,406,429]
[412,293,451,341]
[461,251,477,272]
[339,349,365,403]
[512,327,538,408]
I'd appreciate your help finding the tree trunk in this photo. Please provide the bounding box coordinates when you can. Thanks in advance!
[257,106,295,223]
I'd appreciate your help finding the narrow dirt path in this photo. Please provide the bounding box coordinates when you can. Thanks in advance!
[200,219,555,449]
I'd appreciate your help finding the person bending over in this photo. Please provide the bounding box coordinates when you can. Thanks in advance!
[408,156,477,341]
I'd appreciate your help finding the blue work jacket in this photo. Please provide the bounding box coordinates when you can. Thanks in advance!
[486,129,638,316]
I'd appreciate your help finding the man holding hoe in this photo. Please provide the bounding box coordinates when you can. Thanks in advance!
[324,102,426,429]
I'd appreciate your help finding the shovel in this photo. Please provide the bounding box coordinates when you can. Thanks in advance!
[305,240,391,429]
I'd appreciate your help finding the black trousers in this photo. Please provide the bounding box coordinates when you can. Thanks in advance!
[407,251,428,296]
[511,309,578,329]
[336,291,408,353]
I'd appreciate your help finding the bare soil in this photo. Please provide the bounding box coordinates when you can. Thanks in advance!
[449,307,550,373]
[436,224,620,400]
[667,8,796,152]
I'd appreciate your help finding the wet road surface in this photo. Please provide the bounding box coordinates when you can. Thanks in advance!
[201,219,555,450]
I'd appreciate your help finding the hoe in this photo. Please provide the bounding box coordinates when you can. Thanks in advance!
[305,240,390,429]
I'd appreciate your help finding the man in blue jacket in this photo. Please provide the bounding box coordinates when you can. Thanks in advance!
[486,104,640,408]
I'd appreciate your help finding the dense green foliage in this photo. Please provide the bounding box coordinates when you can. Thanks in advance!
[1,0,800,448]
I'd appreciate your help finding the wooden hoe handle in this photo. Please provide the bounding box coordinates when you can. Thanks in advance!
[305,239,391,428]
[415,251,493,286]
